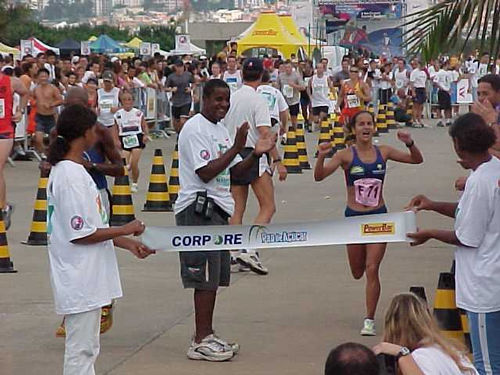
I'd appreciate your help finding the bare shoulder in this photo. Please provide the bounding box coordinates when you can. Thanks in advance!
[337,147,353,167]
[377,144,393,159]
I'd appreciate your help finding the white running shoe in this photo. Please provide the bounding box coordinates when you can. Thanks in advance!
[230,254,250,273]
[131,183,138,193]
[236,251,268,275]
[187,335,234,362]
[211,333,240,354]
[360,318,376,336]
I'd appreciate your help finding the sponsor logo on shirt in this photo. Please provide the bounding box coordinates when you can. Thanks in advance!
[350,166,365,175]
[200,149,211,160]
[70,215,84,230]
[361,222,395,236]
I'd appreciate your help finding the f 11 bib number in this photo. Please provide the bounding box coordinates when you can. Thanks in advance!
[354,178,382,207]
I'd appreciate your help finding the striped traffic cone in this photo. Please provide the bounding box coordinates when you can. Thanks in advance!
[459,309,473,355]
[22,169,49,246]
[315,120,334,158]
[295,122,311,170]
[410,286,428,308]
[433,272,464,343]
[143,149,172,212]
[376,104,388,134]
[0,219,16,273]
[110,161,135,227]
[283,125,302,174]
[333,114,345,150]
[168,142,180,204]
[386,101,397,130]
[407,98,413,118]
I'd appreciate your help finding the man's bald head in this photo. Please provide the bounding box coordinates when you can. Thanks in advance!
[65,87,89,107]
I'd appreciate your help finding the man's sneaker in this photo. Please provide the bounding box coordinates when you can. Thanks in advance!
[437,120,445,127]
[212,333,240,354]
[187,335,234,362]
[360,318,376,336]
[446,121,452,127]
[100,302,114,334]
[236,251,268,275]
[2,204,14,230]
[230,254,250,272]
[131,183,138,193]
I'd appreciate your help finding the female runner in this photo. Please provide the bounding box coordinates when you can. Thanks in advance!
[335,66,371,126]
[314,110,423,336]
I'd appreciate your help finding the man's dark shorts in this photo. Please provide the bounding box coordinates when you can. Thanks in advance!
[312,106,329,116]
[35,114,56,134]
[289,103,300,117]
[438,90,452,110]
[171,103,191,120]
[176,201,230,290]
[414,88,427,105]
[230,147,268,186]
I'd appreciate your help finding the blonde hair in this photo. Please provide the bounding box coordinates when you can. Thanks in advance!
[383,293,475,374]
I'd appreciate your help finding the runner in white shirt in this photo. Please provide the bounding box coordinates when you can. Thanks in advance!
[97,71,120,133]
[114,91,150,193]
[223,58,287,275]
[222,56,242,93]
[257,70,289,140]
[407,113,500,375]
[394,58,410,94]
[433,61,453,127]
[308,63,332,132]
[378,62,394,106]
[46,104,153,375]
[469,53,490,101]
[409,59,428,127]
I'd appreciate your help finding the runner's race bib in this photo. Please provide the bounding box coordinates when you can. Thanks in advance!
[0,99,4,119]
[347,94,360,108]
[354,178,382,207]
[283,84,294,98]
[396,79,404,89]
[123,134,139,149]
[261,91,276,110]
[314,84,327,96]
[100,99,113,112]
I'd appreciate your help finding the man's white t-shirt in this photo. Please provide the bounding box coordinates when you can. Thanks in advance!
[257,84,288,122]
[433,69,452,92]
[410,69,427,88]
[223,70,242,93]
[412,345,478,375]
[455,156,500,313]
[175,113,242,216]
[470,62,489,88]
[114,108,144,136]
[309,74,331,108]
[394,69,409,90]
[379,71,393,90]
[47,161,122,315]
[97,87,120,127]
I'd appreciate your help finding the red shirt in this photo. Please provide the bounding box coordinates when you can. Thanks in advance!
[0,73,13,137]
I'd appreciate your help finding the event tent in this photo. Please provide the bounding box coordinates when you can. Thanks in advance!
[236,11,304,59]
[88,35,98,41]
[125,37,142,50]
[90,34,126,54]
[55,38,80,56]
[29,37,60,55]
[168,42,206,56]
[0,42,19,57]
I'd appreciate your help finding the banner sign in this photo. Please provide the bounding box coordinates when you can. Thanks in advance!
[142,211,416,253]
[140,42,152,56]
[151,43,160,54]
[80,41,90,56]
[175,35,191,51]
[319,2,403,20]
[457,79,473,104]
[20,40,33,58]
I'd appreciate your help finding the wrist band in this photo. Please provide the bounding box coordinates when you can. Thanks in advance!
[406,140,414,148]
[273,158,282,164]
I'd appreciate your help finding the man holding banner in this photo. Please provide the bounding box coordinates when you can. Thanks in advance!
[175,79,275,362]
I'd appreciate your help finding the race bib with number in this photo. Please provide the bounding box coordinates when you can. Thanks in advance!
[261,91,276,110]
[0,99,4,119]
[346,94,361,108]
[100,99,113,112]
[396,79,404,89]
[283,84,294,98]
[313,84,327,96]
[122,134,139,149]
[354,178,382,207]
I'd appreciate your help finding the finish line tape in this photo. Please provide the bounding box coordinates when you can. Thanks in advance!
[142,211,417,252]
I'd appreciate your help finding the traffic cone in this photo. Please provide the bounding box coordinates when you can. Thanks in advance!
[297,112,304,124]
[386,102,397,130]
[143,149,172,212]
[407,98,413,118]
[22,169,49,246]
[459,309,472,354]
[0,219,16,273]
[433,272,464,343]
[315,120,334,158]
[376,104,388,133]
[367,103,375,115]
[333,114,345,150]
[283,125,302,174]
[110,161,135,227]
[295,122,311,170]
[410,286,428,308]
[168,141,180,204]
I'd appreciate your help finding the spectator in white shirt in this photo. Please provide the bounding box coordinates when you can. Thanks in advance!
[407,113,500,375]
[409,59,428,127]
[433,61,453,127]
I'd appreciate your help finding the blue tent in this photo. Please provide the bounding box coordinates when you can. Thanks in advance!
[90,34,127,54]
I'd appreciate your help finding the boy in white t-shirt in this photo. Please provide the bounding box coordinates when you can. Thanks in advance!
[407,113,500,375]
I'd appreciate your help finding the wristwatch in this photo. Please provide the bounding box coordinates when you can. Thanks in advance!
[396,346,411,361]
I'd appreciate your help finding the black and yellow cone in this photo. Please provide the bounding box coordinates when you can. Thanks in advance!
[433,272,464,343]
[407,98,413,118]
[110,161,135,226]
[283,125,302,174]
[295,122,311,170]
[386,101,397,130]
[168,141,180,204]
[0,219,16,273]
[143,149,172,212]
[333,114,345,150]
[376,104,388,133]
[410,286,428,308]
[315,120,334,158]
[459,309,473,354]
[22,169,49,246]
[367,102,375,115]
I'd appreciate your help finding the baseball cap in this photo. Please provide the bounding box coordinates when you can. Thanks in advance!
[71,56,80,64]
[110,56,119,63]
[102,71,113,82]
[243,58,263,73]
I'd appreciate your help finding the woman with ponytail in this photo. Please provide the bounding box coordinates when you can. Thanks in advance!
[46,104,154,375]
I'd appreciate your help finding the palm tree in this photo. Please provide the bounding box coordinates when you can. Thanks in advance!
[402,0,500,61]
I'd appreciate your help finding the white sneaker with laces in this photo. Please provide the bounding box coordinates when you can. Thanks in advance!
[360,318,376,336]
[211,333,240,354]
[187,335,234,362]
[131,183,138,193]
[236,251,268,275]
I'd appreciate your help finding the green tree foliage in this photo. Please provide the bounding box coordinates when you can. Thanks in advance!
[43,0,94,21]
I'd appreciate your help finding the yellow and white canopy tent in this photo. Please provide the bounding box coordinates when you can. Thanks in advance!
[0,42,20,58]
[88,35,98,42]
[236,11,306,59]
[125,37,142,50]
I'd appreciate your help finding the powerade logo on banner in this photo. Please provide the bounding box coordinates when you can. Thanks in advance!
[172,234,243,247]
[361,222,395,236]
